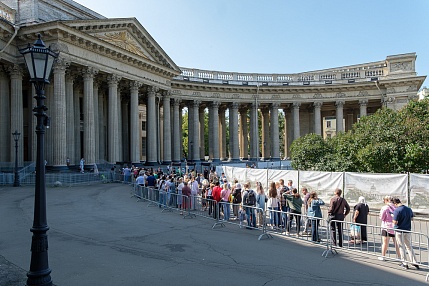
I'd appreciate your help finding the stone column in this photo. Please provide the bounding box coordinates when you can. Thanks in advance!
[130,81,142,164]
[261,107,270,160]
[172,99,181,162]
[187,102,194,161]
[73,83,81,164]
[359,99,368,118]
[98,89,106,161]
[199,106,205,161]
[146,86,157,165]
[270,103,280,160]
[210,101,220,162]
[336,100,345,133]
[93,80,100,162]
[8,65,24,166]
[45,84,54,166]
[313,102,322,136]
[229,102,240,162]
[250,101,259,161]
[51,58,69,167]
[82,67,98,166]
[65,73,75,165]
[292,102,301,140]
[219,106,227,161]
[107,74,121,163]
[192,100,201,162]
[121,96,129,162]
[0,68,10,162]
[162,91,172,164]
[239,107,248,160]
[283,108,289,159]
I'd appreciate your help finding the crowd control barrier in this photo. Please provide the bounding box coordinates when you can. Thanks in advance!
[131,184,429,281]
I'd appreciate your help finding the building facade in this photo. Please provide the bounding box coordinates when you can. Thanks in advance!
[0,0,426,168]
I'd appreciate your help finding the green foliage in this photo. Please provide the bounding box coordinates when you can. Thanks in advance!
[290,99,429,173]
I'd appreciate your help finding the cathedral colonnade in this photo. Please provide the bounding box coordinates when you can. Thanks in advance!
[0,2,426,169]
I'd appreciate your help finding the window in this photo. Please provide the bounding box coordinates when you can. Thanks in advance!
[326,121,331,128]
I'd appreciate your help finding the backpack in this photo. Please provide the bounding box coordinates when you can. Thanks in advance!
[246,190,256,206]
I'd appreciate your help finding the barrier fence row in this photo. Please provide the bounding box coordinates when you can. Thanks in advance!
[133,184,429,281]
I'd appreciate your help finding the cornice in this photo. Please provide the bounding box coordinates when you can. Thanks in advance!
[15,22,181,80]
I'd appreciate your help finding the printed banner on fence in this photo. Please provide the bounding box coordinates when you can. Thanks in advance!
[344,172,408,209]
[298,171,343,203]
[409,173,429,214]
[267,169,299,190]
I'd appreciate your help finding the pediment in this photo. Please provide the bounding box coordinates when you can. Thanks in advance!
[61,18,180,72]
[92,30,150,60]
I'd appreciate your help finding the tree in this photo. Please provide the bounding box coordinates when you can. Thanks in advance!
[290,133,330,170]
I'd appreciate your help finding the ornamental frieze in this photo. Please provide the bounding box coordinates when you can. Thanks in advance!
[390,61,412,72]
[358,90,369,97]
[171,90,182,94]
[406,85,418,92]
[94,31,149,59]
[271,94,280,99]
[386,88,396,94]
[313,93,322,99]
[335,92,346,98]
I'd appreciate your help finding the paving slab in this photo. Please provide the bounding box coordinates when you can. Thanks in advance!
[0,184,427,286]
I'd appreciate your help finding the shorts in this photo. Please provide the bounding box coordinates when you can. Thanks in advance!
[381,230,395,237]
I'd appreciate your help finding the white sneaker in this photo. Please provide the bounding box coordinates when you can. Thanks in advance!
[378,256,385,261]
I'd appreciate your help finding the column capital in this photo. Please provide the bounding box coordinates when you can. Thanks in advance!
[192,100,201,107]
[252,101,259,108]
[230,102,240,110]
[148,86,159,95]
[173,98,182,106]
[53,57,70,72]
[107,74,121,86]
[271,102,280,109]
[313,101,323,108]
[359,99,368,106]
[335,100,345,108]
[81,66,99,80]
[211,101,220,109]
[292,102,301,109]
[7,64,23,78]
[130,80,142,91]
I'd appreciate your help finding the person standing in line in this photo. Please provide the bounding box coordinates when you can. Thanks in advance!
[267,182,279,229]
[328,188,350,247]
[393,198,419,270]
[255,182,266,227]
[284,188,303,235]
[181,181,192,213]
[232,182,242,218]
[123,165,131,183]
[379,195,400,261]
[352,196,370,242]
[80,158,85,173]
[242,182,256,229]
[307,191,324,242]
[212,181,222,219]
[302,187,311,234]
[220,183,232,221]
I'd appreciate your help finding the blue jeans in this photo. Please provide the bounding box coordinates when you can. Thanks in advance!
[159,191,166,207]
[246,206,256,227]
[311,218,320,241]
[223,201,230,220]
[268,206,279,226]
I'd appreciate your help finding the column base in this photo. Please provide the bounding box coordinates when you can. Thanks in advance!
[162,161,171,165]
[46,165,72,172]
[211,159,221,163]
[270,157,280,161]
[145,161,158,166]
[228,158,241,163]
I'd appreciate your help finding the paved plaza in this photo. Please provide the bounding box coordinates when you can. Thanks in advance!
[0,183,426,286]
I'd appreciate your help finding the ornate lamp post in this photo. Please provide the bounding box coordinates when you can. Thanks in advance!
[12,130,21,187]
[19,34,59,286]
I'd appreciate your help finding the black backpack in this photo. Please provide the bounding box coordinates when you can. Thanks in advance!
[246,190,256,206]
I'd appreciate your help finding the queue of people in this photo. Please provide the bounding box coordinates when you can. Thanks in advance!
[132,168,420,270]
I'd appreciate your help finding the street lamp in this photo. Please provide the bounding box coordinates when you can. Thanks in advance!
[19,34,59,286]
[12,130,21,187]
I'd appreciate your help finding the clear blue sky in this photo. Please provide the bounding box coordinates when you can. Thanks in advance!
[75,0,428,88]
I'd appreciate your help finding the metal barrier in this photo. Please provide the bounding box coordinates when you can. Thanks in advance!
[130,183,429,281]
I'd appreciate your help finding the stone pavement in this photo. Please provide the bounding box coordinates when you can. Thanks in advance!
[0,184,427,286]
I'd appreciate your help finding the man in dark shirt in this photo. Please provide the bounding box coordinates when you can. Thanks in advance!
[393,198,419,269]
[146,172,156,187]
[328,188,350,247]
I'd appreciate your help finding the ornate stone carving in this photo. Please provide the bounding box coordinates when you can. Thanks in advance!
[81,66,99,79]
[335,100,345,108]
[173,98,181,106]
[357,90,368,97]
[53,57,70,71]
[271,102,280,109]
[192,91,201,96]
[271,94,280,100]
[171,89,182,94]
[292,102,301,109]
[292,94,301,99]
[386,88,396,94]
[107,74,122,85]
[336,92,346,98]
[212,93,220,98]
[232,93,240,99]
[7,64,23,78]
[313,102,323,108]
[359,99,368,106]
[95,31,149,59]
[129,80,143,91]
[407,85,418,92]
[230,102,240,109]
[313,93,322,99]
[50,43,69,53]
[390,61,412,72]
[211,101,220,109]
